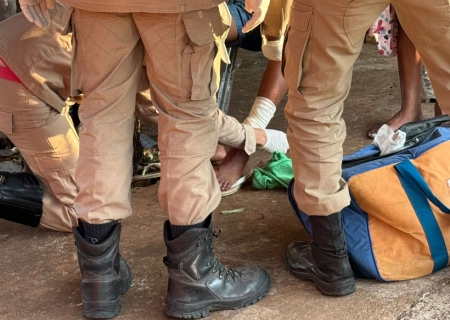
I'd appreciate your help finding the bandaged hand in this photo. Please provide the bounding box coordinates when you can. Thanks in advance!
[242,0,270,33]
[19,0,55,29]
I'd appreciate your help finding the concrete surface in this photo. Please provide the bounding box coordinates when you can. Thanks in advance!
[0,44,447,320]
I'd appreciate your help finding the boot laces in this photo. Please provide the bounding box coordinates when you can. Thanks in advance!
[205,229,242,282]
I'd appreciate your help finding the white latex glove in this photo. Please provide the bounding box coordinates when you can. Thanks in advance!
[242,0,270,33]
[19,0,55,29]
[372,124,406,156]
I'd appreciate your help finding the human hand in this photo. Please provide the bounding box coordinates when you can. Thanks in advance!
[19,0,55,29]
[242,0,270,33]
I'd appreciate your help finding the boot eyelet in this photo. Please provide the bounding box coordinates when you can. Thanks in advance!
[212,269,216,273]
[219,275,223,279]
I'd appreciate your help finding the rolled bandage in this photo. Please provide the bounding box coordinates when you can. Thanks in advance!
[261,34,284,62]
[243,96,276,129]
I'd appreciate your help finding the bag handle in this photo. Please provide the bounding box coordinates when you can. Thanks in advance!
[394,160,450,213]
[394,160,449,272]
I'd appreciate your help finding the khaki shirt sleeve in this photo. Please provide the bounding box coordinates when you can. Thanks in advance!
[261,0,292,39]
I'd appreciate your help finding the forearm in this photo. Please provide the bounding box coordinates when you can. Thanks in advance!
[257,60,288,106]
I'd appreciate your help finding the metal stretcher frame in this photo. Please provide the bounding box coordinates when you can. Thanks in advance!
[216,46,241,115]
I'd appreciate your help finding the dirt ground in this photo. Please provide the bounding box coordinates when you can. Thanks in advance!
[1,43,447,320]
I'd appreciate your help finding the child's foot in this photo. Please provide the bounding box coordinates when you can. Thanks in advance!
[215,149,250,191]
[211,144,227,162]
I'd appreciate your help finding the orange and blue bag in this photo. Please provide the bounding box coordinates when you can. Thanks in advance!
[289,116,450,281]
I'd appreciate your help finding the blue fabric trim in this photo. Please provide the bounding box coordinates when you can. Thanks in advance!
[287,179,312,235]
[342,200,382,280]
[394,160,449,272]
[343,144,380,162]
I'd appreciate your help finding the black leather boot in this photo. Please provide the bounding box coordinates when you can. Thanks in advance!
[285,212,355,296]
[73,223,132,319]
[163,216,271,318]
[0,171,43,227]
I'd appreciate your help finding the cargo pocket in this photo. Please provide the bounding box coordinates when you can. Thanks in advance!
[181,6,230,101]
[282,2,313,93]
[344,1,385,49]
[0,111,13,134]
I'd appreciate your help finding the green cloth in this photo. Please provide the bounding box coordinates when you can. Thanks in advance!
[252,152,294,189]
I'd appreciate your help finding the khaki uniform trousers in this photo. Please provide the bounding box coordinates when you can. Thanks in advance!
[284,0,450,216]
[0,79,79,232]
[134,76,256,155]
[134,69,256,156]
[71,7,230,225]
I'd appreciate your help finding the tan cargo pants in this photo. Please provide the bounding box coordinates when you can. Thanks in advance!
[0,79,79,232]
[135,69,256,155]
[71,7,231,225]
[284,0,450,216]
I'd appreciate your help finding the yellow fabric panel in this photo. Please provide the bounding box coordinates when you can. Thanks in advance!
[262,0,292,39]
[348,141,450,280]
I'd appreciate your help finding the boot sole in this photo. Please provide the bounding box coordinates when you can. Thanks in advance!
[165,278,271,319]
[83,273,132,319]
[83,297,122,319]
[286,266,355,296]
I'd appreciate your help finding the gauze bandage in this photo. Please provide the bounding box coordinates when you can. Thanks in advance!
[262,35,284,62]
[243,96,276,129]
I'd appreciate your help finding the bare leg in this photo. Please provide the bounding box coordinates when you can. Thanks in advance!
[211,144,227,162]
[435,101,443,116]
[368,23,425,138]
